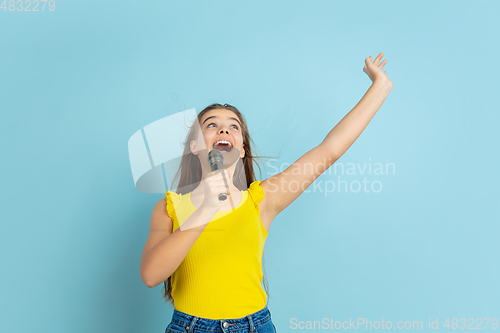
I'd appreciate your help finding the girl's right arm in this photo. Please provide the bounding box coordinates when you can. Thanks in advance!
[140,200,219,288]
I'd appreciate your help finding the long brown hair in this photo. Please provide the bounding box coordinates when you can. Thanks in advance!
[162,103,272,306]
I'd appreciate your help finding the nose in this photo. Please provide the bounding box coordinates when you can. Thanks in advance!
[218,128,229,134]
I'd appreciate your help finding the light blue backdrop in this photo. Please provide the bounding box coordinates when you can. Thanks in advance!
[1,0,499,332]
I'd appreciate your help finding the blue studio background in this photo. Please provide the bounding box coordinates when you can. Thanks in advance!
[1,0,499,332]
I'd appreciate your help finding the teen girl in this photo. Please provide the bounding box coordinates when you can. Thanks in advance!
[140,53,393,333]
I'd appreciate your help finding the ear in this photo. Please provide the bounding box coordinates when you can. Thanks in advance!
[190,140,198,155]
[240,143,245,159]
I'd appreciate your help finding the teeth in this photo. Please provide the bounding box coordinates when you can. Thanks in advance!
[213,139,232,147]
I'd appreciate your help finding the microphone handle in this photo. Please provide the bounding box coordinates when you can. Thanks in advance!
[218,169,229,201]
[208,151,228,201]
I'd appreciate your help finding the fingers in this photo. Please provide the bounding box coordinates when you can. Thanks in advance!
[213,184,230,192]
[371,52,383,66]
[365,53,388,76]
[207,169,230,178]
[205,170,231,191]
[365,53,386,66]
[210,169,231,185]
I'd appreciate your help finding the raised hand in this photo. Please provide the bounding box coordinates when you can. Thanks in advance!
[363,52,392,86]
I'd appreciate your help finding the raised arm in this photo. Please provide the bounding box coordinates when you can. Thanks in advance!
[261,53,393,218]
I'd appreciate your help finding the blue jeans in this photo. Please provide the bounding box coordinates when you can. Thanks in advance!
[165,305,277,333]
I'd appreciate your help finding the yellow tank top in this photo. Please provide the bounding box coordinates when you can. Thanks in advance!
[165,180,268,319]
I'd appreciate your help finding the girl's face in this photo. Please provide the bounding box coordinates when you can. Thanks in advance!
[191,109,245,164]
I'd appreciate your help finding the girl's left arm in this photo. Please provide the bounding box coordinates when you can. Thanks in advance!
[261,53,393,218]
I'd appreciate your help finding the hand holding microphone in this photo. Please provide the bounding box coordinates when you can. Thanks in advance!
[197,149,231,212]
[199,168,231,212]
[207,149,229,201]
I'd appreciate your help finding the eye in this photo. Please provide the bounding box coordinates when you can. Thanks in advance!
[207,123,239,130]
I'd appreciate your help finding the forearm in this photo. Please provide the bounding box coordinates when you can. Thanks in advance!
[141,206,218,288]
[321,78,393,158]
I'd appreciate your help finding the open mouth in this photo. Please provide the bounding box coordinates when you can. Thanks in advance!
[213,143,233,153]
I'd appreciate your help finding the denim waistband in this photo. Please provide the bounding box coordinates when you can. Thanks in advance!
[170,306,271,332]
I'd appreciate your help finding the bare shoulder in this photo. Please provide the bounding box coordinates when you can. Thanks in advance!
[156,197,167,208]
[149,198,172,232]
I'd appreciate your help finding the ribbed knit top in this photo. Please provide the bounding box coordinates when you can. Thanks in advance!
[165,180,268,319]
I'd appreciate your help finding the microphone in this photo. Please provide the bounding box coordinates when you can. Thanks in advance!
[207,149,228,201]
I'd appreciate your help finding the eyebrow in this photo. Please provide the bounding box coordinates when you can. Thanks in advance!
[202,115,241,127]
